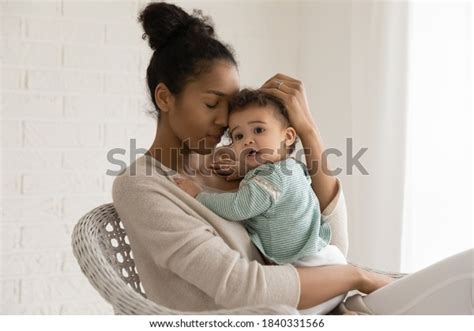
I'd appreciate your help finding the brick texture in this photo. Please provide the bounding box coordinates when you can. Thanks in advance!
[1,0,154,315]
[1,0,301,315]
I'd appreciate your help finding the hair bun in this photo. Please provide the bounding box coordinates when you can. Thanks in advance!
[138,3,215,52]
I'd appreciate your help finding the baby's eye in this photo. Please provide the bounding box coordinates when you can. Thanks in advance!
[254,127,265,134]
[234,134,243,141]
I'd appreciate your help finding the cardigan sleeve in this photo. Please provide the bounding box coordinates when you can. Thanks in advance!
[112,174,301,310]
[320,177,349,257]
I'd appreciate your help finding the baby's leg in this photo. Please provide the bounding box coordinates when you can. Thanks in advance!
[355,248,473,314]
[293,245,348,267]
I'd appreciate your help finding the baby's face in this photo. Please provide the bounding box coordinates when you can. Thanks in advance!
[228,105,294,171]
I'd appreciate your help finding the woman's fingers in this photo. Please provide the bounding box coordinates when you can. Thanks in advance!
[225,171,242,181]
[357,269,396,294]
[261,78,293,90]
[211,159,240,177]
[212,165,232,172]
[260,86,296,107]
[211,165,235,176]
[260,74,317,137]
[211,159,234,165]
[211,164,232,170]
[262,73,300,86]
[211,161,234,171]
[261,78,304,104]
[262,79,294,91]
[274,72,300,83]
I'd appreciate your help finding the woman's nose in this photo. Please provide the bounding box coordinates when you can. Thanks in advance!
[214,108,228,127]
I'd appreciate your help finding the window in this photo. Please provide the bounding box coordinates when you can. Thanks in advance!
[401,2,473,272]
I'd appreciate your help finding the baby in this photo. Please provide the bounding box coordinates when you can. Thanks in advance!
[175,89,347,271]
[176,88,348,313]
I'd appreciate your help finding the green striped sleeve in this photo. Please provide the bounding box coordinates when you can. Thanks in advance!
[196,179,273,221]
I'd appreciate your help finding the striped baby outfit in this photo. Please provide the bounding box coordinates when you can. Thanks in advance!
[196,157,332,265]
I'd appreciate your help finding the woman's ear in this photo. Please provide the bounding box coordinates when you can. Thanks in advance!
[154,83,175,113]
[284,127,297,147]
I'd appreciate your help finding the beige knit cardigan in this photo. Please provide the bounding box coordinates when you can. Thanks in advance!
[112,154,349,312]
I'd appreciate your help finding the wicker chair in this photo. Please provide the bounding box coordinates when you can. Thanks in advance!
[71,203,408,315]
[71,203,299,315]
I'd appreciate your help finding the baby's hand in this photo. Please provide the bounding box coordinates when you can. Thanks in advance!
[174,177,203,198]
[210,158,242,181]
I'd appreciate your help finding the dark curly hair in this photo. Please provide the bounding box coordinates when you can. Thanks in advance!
[226,88,298,154]
[138,2,237,117]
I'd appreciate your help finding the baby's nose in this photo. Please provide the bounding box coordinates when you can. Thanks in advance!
[244,137,254,145]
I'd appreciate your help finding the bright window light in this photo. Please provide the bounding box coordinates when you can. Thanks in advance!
[401,2,473,273]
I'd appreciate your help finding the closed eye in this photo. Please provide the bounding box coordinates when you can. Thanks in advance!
[206,103,218,109]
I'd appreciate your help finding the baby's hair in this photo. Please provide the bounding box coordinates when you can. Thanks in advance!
[225,88,298,154]
[138,2,237,118]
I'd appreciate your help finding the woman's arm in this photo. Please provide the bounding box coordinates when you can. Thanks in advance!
[112,173,301,309]
[114,171,392,311]
[296,264,395,309]
[296,265,361,309]
[299,127,339,212]
[260,73,338,212]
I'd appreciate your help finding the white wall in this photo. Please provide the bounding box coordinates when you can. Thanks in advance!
[0,0,303,314]
[1,0,156,314]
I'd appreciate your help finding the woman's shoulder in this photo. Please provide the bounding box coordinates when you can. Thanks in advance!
[118,153,179,178]
[112,154,175,200]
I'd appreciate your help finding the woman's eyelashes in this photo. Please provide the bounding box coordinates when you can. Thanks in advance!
[205,101,219,109]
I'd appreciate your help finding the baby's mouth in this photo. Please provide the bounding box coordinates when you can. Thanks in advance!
[246,149,258,159]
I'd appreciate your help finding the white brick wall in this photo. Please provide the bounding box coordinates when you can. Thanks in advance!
[1,0,304,314]
[1,0,157,315]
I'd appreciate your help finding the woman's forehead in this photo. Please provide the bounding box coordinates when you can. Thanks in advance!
[196,62,240,96]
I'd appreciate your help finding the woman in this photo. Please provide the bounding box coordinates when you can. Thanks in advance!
[112,2,473,314]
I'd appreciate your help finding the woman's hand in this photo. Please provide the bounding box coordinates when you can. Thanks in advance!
[174,177,203,198]
[260,73,317,137]
[210,158,243,181]
[211,146,244,181]
[356,268,397,294]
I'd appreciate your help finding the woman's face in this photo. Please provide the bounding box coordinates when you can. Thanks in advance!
[168,60,240,154]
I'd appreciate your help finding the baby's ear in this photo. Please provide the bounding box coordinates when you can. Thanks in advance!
[284,127,297,147]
